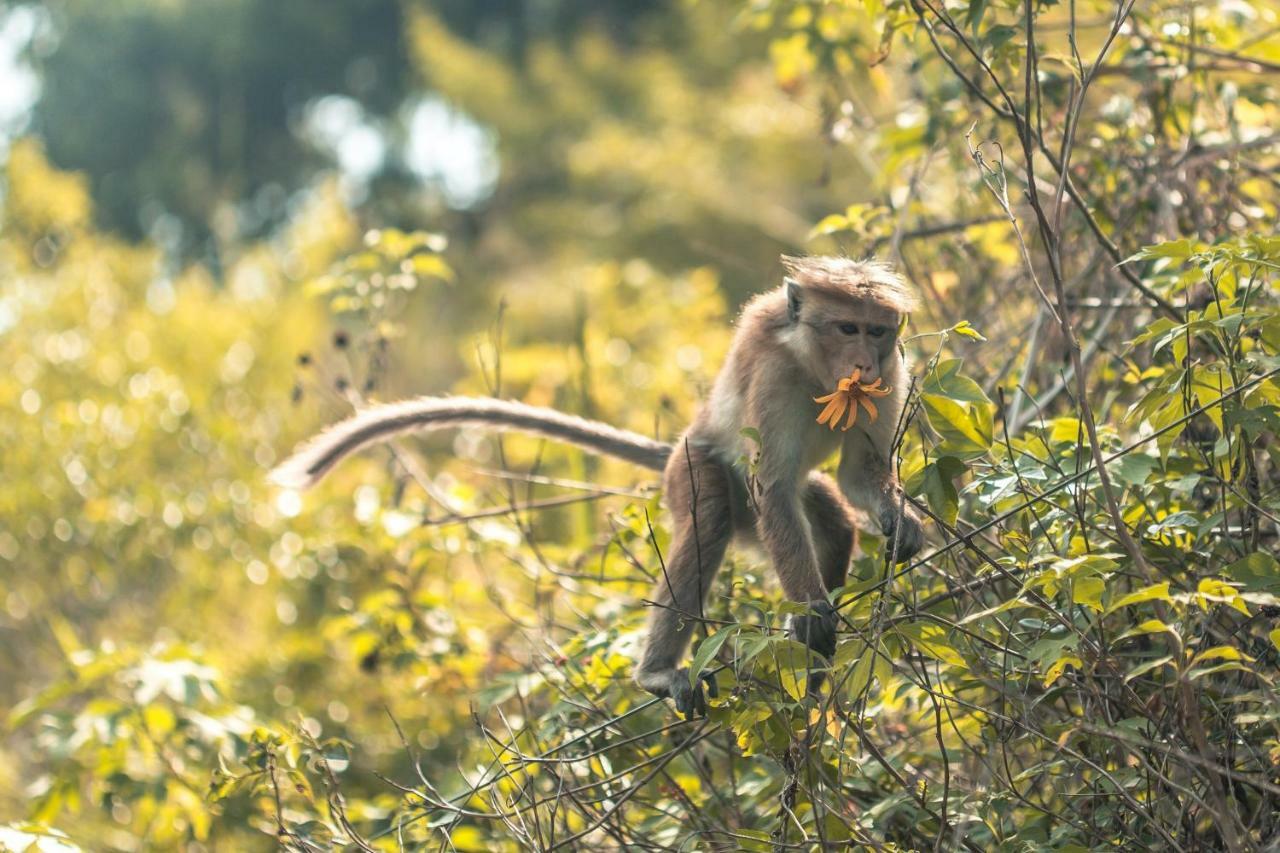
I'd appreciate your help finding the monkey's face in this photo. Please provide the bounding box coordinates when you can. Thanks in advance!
[803,297,900,385]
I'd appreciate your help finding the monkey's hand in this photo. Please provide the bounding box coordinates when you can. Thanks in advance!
[879,499,925,563]
[786,600,838,660]
[787,601,838,697]
[637,667,720,719]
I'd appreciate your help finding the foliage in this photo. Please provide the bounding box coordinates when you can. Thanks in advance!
[13,0,673,254]
[3,0,1280,850]
[18,0,410,249]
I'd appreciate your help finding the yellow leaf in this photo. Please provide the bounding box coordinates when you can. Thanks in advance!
[836,641,879,701]
[1044,655,1083,687]
[1197,577,1250,615]
[808,213,850,239]
[950,319,986,341]
[931,270,959,297]
[1072,577,1105,612]
[1117,619,1179,643]
[1106,582,1172,614]
[1191,645,1253,665]
[897,622,966,668]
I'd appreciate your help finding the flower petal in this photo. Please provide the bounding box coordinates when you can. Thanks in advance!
[859,395,879,423]
[816,395,848,428]
[828,396,849,428]
[842,396,860,430]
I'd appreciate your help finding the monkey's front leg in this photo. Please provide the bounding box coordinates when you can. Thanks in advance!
[837,436,924,562]
[754,483,838,661]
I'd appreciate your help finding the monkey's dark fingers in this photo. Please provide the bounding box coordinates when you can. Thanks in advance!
[805,661,833,697]
[880,504,925,563]
[669,669,718,719]
[788,601,838,660]
[669,669,698,718]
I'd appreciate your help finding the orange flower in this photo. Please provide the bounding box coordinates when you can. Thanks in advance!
[814,368,893,430]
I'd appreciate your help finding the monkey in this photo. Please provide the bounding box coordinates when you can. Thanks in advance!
[271,255,925,717]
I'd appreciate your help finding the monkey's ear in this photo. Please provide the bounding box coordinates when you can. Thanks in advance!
[785,277,802,323]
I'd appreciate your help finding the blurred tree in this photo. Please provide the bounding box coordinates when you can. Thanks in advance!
[432,0,669,54]
[13,0,673,264]
[24,1,408,251]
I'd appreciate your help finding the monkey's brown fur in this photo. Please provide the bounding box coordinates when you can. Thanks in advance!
[272,256,924,717]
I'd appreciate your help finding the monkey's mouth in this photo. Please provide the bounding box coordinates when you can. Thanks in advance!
[814,368,892,430]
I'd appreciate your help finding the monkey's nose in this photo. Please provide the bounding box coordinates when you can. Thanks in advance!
[852,363,878,382]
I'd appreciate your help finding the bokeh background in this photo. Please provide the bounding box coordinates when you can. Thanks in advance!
[1,0,1278,849]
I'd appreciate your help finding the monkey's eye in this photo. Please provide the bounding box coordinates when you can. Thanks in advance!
[837,323,859,336]
[867,326,888,338]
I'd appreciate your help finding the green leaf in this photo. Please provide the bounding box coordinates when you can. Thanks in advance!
[923,359,992,405]
[765,639,823,701]
[912,456,966,526]
[897,622,966,668]
[965,0,988,34]
[1225,553,1280,593]
[922,394,992,456]
[1026,634,1076,667]
[1125,655,1175,683]
[689,625,737,685]
[983,24,1017,51]
[1128,316,1179,348]
[833,640,879,700]
[729,828,773,853]
[321,740,352,773]
[1113,452,1159,487]
[1047,553,1121,582]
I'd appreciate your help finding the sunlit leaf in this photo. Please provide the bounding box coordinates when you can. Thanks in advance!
[1044,654,1083,687]
[689,625,737,685]
[897,622,966,668]
[1105,583,1172,614]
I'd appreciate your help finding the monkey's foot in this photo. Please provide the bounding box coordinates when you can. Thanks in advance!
[786,601,838,697]
[636,667,719,719]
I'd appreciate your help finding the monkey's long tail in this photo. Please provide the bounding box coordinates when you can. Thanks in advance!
[270,396,674,490]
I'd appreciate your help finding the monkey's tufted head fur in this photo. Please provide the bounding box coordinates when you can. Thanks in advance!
[781,255,918,316]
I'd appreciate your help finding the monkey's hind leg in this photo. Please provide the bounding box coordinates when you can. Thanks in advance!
[634,441,734,718]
